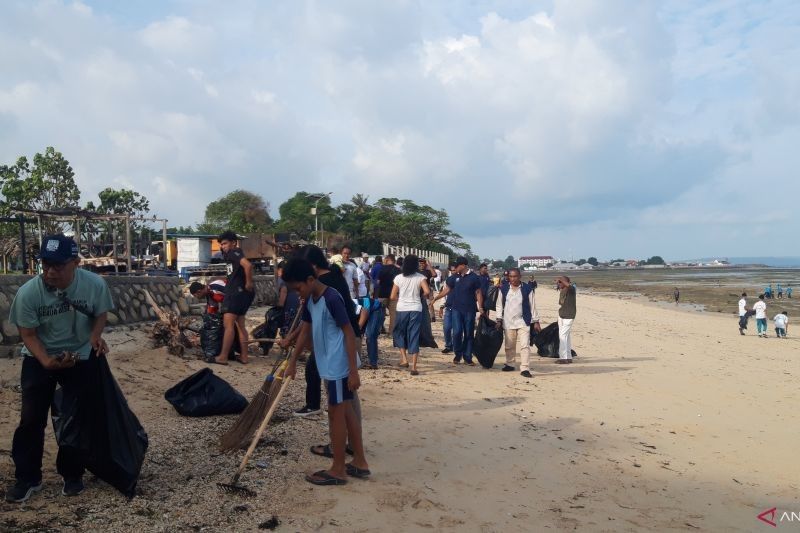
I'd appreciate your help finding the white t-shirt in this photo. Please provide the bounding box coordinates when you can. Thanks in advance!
[343,262,359,299]
[356,267,368,297]
[753,300,767,319]
[774,313,788,329]
[434,269,442,282]
[738,298,747,316]
[393,273,425,312]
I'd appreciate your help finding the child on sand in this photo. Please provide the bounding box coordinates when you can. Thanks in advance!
[773,311,788,338]
[753,295,768,338]
[281,258,370,485]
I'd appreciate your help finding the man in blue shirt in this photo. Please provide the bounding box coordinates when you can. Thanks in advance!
[478,263,491,298]
[433,257,484,365]
[435,262,458,354]
[6,235,115,503]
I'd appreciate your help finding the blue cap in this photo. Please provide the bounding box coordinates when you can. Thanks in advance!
[40,235,79,263]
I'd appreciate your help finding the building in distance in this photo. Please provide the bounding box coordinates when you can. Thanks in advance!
[517,255,554,269]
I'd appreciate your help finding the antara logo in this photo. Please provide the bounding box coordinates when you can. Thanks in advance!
[758,507,800,527]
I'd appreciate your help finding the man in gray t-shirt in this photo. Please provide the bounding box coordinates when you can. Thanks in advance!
[5,235,114,503]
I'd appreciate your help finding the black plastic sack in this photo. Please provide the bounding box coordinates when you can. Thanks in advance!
[164,368,248,417]
[419,299,438,349]
[531,322,578,358]
[251,307,283,354]
[484,285,499,312]
[473,315,504,368]
[51,356,148,498]
[200,312,223,357]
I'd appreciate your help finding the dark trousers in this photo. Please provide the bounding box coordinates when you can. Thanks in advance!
[442,307,453,350]
[305,353,321,410]
[451,309,476,363]
[12,355,97,484]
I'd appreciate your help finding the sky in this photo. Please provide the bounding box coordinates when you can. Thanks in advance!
[1,0,798,261]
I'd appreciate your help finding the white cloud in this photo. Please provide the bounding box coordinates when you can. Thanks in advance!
[0,0,797,259]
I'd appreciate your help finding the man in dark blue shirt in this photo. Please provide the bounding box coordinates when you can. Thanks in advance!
[434,262,458,354]
[478,263,491,298]
[433,257,484,365]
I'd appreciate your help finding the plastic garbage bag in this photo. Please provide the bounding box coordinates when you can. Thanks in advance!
[419,298,438,349]
[251,307,283,354]
[530,322,578,358]
[51,355,148,498]
[473,315,504,368]
[164,368,248,417]
[200,312,223,357]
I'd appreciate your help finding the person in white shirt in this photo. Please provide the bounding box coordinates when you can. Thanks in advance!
[341,246,359,299]
[753,294,768,337]
[355,266,368,298]
[773,311,788,338]
[433,266,443,292]
[737,293,748,335]
[495,268,540,378]
[390,254,431,375]
[359,254,371,294]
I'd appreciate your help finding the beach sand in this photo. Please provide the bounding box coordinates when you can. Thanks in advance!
[1,289,798,531]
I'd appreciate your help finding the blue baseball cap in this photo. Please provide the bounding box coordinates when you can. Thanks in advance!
[40,235,79,263]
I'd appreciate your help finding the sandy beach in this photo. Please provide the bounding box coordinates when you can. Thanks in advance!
[1,288,798,532]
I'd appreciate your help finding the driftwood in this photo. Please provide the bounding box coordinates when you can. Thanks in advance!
[144,289,195,357]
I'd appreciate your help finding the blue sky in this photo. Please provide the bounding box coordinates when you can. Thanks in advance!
[1,0,798,260]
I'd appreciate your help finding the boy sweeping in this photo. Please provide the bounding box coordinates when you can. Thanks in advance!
[281,258,370,485]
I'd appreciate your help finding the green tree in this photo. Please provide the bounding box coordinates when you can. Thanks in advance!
[0,147,81,234]
[646,255,665,265]
[275,192,336,241]
[587,256,598,266]
[576,258,587,266]
[336,194,378,252]
[199,190,272,234]
[504,255,516,269]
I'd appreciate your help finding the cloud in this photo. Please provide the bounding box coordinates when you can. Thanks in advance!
[0,0,797,258]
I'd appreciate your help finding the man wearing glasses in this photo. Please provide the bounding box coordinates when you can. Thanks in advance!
[5,235,114,503]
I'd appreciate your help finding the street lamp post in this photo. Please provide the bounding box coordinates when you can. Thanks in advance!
[306,192,333,247]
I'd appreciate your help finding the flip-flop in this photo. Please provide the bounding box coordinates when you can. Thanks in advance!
[206,358,228,366]
[399,362,409,368]
[305,470,347,486]
[346,463,371,479]
[310,444,354,458]
[410,370,419,376]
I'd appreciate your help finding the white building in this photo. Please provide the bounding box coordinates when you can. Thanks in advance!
[518,255,554,268]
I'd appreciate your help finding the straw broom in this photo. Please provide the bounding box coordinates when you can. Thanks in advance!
[218,306,303,452]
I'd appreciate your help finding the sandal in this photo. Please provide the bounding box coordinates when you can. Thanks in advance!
[310,444,354,458]
[345,463,371,479]
[410,370,419,376]
[206,358,228,366]
[399,362,409,368]
[305,470,347,486]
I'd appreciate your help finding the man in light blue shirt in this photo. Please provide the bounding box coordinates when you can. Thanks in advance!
[6,235,114,503]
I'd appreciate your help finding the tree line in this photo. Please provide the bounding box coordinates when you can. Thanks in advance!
[0,147,471,262]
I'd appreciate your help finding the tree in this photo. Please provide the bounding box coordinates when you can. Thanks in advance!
[336,194,378,252]
[275,192,335,241]
[610,258,625,264]
[199,190,272,234]
[166,226,196,235]
[646,255,665,265]
[576,258,587,266]
[85,187,152,257]
[0,147,81,234]
[362,198,469,254]
[587,257,598,266]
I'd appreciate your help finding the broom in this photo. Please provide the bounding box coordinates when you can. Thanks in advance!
[218,306,303,452]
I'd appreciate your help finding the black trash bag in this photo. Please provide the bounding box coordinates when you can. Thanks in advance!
[473,315,504,369]
[200,312,223,358]
[530,322,578,358]
[200,312,241,359]
[251,307,283,354]
[51,356,148,498]
[419,298,438,349]
[164,368,248,417]
[484,285,499,312]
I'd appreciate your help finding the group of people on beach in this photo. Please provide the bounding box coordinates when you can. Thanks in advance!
[738,293,789,338]
[762,283,792,299]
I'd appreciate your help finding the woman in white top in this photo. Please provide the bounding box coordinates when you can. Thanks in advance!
[391,255,431,375]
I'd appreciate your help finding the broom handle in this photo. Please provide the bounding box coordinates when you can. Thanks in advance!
[232,374,293,482]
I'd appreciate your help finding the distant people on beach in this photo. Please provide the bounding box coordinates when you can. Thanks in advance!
[673,288,680,304]
[776,284,783,299]
[787,286,793,299]
[773,311,788,338]
[753,295,768,338]
[738,293,749,335]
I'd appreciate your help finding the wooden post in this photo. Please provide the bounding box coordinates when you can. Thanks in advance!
[125,215,132,273]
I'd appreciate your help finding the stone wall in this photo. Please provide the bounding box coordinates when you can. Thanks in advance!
[0,273,277,345]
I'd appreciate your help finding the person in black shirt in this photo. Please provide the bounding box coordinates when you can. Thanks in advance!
[214,230,255,365]
[377,255,401,335]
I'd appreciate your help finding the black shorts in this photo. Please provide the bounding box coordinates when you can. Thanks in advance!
[223,289,255,316]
